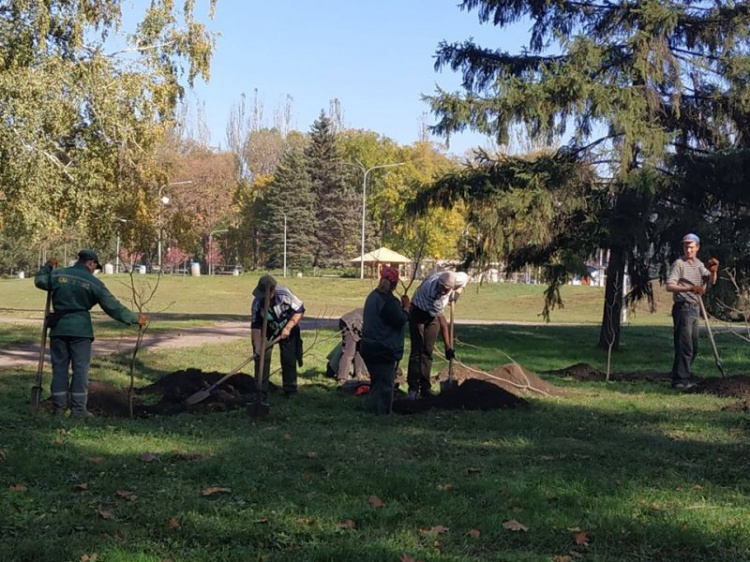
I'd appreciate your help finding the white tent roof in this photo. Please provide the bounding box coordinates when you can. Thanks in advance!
[350,247,412,264]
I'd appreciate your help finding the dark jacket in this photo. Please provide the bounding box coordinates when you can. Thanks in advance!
[34,263,139,339]
[360,290,408,363]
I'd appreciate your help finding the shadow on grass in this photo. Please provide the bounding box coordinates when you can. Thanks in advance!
[2,325,750,561]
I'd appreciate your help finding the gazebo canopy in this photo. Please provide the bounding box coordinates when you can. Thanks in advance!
[350,247,412,264]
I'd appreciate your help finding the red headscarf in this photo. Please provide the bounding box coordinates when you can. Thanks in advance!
[380,266,399,284]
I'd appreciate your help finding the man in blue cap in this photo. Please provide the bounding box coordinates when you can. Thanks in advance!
[665,234,719,390]
[34,249,147,417]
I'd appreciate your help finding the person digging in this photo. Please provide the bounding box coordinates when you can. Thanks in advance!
[665,233,719,390]
[33,250,147,417]
[406,270,468,399]
[250,274,305,401]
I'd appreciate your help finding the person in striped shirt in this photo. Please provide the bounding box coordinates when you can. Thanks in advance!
[251,275,305,399]
[407,270,468,399]
[665,233,719,390]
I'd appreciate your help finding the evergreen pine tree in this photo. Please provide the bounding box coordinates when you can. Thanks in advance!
[259,147,316,269]
[426,0,750,349]
[306,111,359,267]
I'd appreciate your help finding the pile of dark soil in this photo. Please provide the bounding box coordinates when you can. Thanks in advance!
[81,369,261,417]
[694,375,750,411]
[544,363,670,383]
[440,363,565,397]
[392,362,563,414]
[392,378,527,414]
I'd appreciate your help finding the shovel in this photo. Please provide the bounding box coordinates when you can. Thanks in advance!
[698,296,727,378]
[183,335,282,407]
[440,300,458,393]
[31,291,52,412]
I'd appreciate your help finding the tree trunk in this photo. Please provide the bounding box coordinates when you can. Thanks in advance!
[598,247,626,350]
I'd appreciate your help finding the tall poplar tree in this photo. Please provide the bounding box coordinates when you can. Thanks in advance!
[427,0,750,348]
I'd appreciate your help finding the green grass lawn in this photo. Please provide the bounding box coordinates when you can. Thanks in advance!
[1,323,749,561]
[0,273,677,347]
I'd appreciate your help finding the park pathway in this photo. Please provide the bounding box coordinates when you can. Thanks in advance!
[0,317,580,368]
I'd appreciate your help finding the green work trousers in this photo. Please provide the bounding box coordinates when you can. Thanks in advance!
[50,336,93,414]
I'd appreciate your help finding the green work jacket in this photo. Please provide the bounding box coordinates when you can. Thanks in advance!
[34,263,139,339]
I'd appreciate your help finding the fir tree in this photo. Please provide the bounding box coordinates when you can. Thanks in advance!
[306,111,359,267]
[259,147,316,269]
[426,0,750,349]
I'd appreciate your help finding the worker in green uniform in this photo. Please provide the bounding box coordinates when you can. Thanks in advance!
[34,249,147,417]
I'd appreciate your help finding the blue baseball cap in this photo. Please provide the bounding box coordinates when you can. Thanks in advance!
[682,233,700,244]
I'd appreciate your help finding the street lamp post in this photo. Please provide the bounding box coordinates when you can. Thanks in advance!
[354,160,405,279]
[208,229,228,276]
[156,186,170,272]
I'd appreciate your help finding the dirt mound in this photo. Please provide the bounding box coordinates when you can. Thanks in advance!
[544,363,606,381]
[438,362,564,396]
[393,378,527,414]
[696,375,750,400]
[544,363,671,383]
[66,370,261,417]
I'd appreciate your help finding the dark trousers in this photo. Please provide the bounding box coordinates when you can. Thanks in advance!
[672,302,700,382]
[407,306,439,394]
[255,327,301,396]
[364,360,397,415]
[338,319,366,382]
[50,336,93,413]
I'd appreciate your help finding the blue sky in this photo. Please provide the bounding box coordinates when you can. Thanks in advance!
[176,1,530,155]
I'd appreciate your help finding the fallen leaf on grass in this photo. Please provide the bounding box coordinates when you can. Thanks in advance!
[436,483,454,491]
[116,490,138,501]
[253,518,269,524]
[284,434,292,440]
[80,554,98,562]
[401,554,424,562]
[139,453,159,463]
[569,551,585,559]
[337,519,356,529]
[97,508,115,520]
[0,449,6,461]
[468,529,481,538]
[53,436,64,445]
[574,530,590,546]
[419,525,449,536]
[306,451,318,458]
[167,517,180,529]
[297,517,314,525]
[552,556,572,562]
[87,457,104,463]
[74,483,89,491]
[201,486,231,496]
[9,484,27,492]
[502,519,528,532]
[368,495,385,508]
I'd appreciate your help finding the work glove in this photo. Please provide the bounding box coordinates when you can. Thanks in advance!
[137,313,148,326]
[445,347,456,361]
[46,258,59,269]
[690,285,706,296]
[401,294,410,309]
[708,258,720,274]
